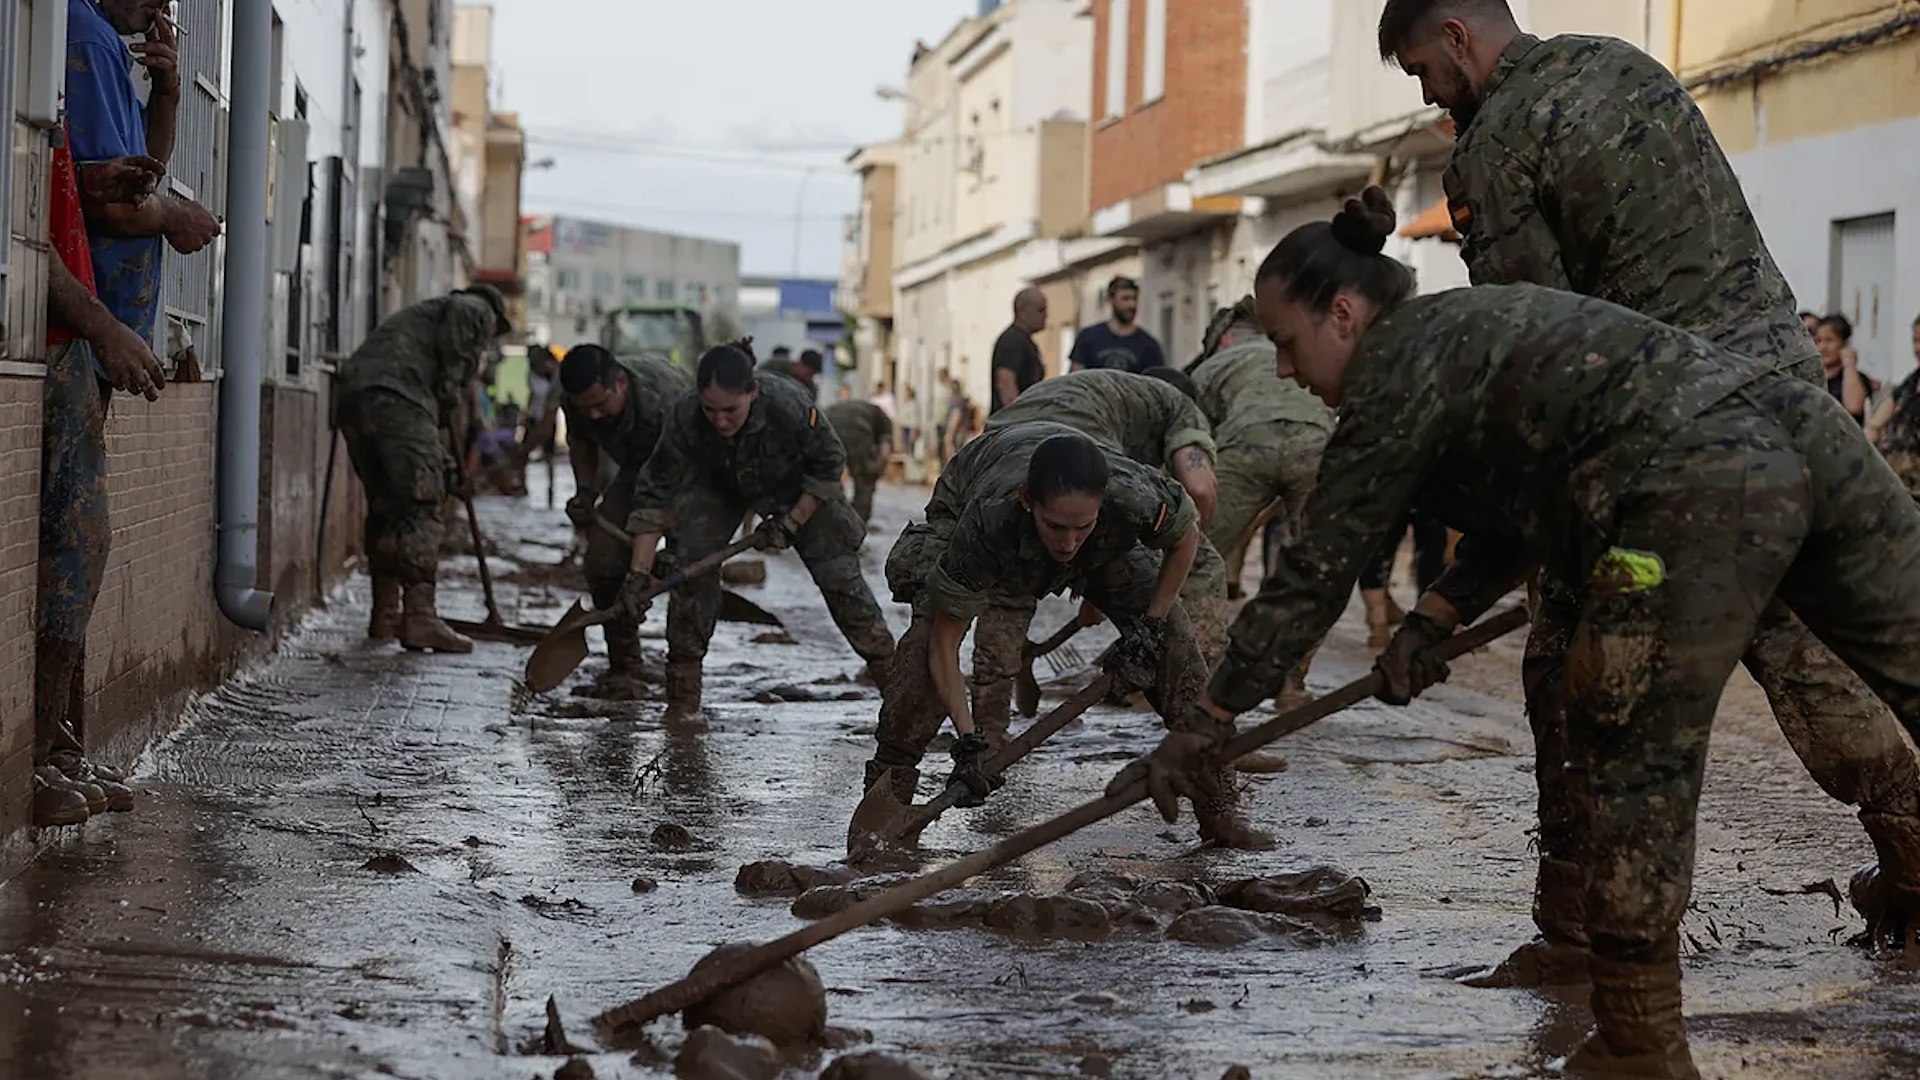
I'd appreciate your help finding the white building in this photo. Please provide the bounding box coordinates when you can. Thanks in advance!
[523,215,741,348]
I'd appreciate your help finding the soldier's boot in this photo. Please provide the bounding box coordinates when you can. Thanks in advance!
[367,576,402,641]
[1195,769,1274,850]
[1237,651,1314,775]
[38,764,105,816]
[664,660,706,727]
[399,583,474,654]
[1563,952,1700,1079]
[862,758,919,807]
[33,768,90,828]
[47,750,133,813]
[1460,856,1592,988]
[1850,811,1920,952]
[579,623,650,700]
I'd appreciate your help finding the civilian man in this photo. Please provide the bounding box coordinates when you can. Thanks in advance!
[991,287,1047,413]
[1070,276,1164,373]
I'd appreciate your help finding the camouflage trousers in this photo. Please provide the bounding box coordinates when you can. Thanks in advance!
[1207,422,1328,590]
[33,340,111,761]
[1536,383,1920,965]
[338,389,448,586]
[581,475,693,664]
[847,455,885,525]
[871,525,1210,773]
[661,488,893,666]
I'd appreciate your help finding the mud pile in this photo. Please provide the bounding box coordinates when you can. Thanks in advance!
[735,860,858,898]
[681,944,828,1047]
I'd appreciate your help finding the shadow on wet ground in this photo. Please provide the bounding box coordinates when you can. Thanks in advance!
[4,475,1920,1079]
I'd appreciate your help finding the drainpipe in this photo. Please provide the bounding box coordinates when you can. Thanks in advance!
[214,0,274,630]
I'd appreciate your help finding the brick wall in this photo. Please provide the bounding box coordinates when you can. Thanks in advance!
[1090,0,1248,213]
[0,376,44,865]
[262,382,366,615]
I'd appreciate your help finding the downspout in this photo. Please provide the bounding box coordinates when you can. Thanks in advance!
[214,0,274,629]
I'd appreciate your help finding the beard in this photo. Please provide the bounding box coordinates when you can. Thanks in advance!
[1441,62,1483,130]
[1112,308,1137,327]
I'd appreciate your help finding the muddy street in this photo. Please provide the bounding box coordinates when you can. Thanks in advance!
[4,476,1919,1079]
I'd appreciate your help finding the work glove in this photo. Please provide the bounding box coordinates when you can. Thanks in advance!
[752,512,801,553]
[1373,610,1454,706]
[1105,710,1230,824]
[1104,615,1169,694]
[564,489,600,531]
[947,732,1003,808]
[617,571,662,619]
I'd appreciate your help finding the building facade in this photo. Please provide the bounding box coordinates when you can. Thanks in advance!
[451,4,529,329]
[522,215,740,349]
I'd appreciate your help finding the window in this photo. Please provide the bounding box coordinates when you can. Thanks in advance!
[1104,0,1129,120]
[657,280,675,301]
[624,273,647,298]
[592,270,614,298]
[1141,0,1166,104]
[557,268,580,291]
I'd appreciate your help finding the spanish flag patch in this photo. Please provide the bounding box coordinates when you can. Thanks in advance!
[807,407,818,427]
[1448,198,1473,233]
[1153,503,1169,531]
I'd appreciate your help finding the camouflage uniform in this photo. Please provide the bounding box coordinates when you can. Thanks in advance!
[757,357,816,399]
[1213,284,1920,1059]
[1446,30,1920,947]
[868,421,1211,800]
[565,355,695,684]
[336,293,495,586]
[825,400,893,524]
[1190,318,1336,588]
[628,373,893,669]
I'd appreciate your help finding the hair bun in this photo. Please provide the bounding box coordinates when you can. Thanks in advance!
[1330,185,1397,256]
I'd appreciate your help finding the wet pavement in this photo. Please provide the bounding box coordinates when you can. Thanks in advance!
[4,473,1920,1079]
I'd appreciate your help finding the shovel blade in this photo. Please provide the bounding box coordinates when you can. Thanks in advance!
[847,769,918,861]
[1014,660,1042,718]
[718,588,783,627]
[525,600,593,693]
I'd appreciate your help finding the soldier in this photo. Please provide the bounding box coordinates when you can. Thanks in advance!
[825,399,893,525]
[1121,197,1920,1077]
[622,345,895,719]
[1378,0,1920,974]
[867,424,1269,847]
[336,285,510,653]
[556,344,694,699]
[758,347,822,399]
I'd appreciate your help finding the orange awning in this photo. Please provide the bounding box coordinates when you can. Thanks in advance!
[1400,197,1458,240]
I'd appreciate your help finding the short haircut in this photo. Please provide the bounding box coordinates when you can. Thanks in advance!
[1820,314,1854,341]
[559,343,619,395]
[697,344,758,392]
[1377,0,1513,60]
[1026,432,1111,505]
[771,346,793,359]
[797,349,824,371]
[1107,276,1140,297]
[1141,366,1200,402]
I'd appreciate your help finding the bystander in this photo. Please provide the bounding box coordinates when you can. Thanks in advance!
[1866,314,1920,498]
[1817,314,1874,425]
[991,287,1047,413]
[1069,276,1164,373]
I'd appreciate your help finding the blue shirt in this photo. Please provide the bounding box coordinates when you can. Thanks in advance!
[65,0,163,343]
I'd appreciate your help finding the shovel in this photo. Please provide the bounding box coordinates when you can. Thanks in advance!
[850,674,1115,858]
[1014,617,1092,718]
[524,534,763,693]
[446,484,556,644]
[590,605,1528,1042]
[592,518,784,630]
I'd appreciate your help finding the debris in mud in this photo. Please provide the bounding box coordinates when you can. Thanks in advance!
[819,1025,874,1050]
[1134,880,1214,914]
[632,877,660,894]
[1181,998,1217,1013]
[519,893,596,921]
[984,894,1112,940]
[735,860,857,898]
[553,1056,595,1080]
[753,683,869,704]
[675,1025,781,1080]
[818,1050,934,1080]
[1216,866,1381,925]
[1077,1052,1114,1077]
[1763,876,1848,919]
[887,892,997,930]
[462,835,495,848]
[682,944,828,1046]
[1221,1067,1252,1080]
[751,631,797,645]
[721,560,769,586]
[791,876,913,919]
[1165,906,1328,947]
[360,853,419,875]
[543,995,583,1055]
[652,823,698,850]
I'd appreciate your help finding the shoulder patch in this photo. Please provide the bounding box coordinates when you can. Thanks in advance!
[808,407,818,427]
[1154,503,1169,531]
[1448,198,1473,233]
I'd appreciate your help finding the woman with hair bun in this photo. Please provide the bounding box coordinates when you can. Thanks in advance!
[1109,186,1920,1077]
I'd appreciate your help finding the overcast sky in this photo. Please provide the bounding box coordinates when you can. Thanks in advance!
[487,0,975,280]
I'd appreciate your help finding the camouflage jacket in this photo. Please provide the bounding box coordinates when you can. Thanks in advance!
[337,294,496,422]
[920,421,1196,620]
[560,355,693,475]
[1190,333,1335,446]
[758,357,817,400]
[1209,284,1770,712]
[1444,33,1818,380]
[826,401,893,464]
[983,369,1215,471]
[628,372,848,535]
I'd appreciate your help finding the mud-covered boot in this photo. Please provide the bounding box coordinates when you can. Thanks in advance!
[578,623,650,700]
[1563,952,1700,1079]
[38,764,104,815]
[1850,811,1920,952]
[1195,770,1275,850]
[33,768,90,827]
[367,576,402,641]
[1461,856,1591,988]
[49,751,133,813]
[399,583,474,654]
[664,660,705,727]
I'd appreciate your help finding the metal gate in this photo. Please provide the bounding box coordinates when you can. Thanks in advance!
[1830,212,1898,384]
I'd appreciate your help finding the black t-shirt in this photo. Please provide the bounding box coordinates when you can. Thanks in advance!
[1069,322,1164,373]
[991,324,1044,413]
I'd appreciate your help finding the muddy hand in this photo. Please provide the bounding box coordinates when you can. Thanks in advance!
[618,572,660,619]
[947,733,1002,808]
[1105,730,1226,824]
[752,513,798,553]
[1373,611,1453,706]
[564,490,599,531]
[76,155,164,207]
[1104,615,1168,694]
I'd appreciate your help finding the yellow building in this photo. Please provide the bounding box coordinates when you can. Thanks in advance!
[1680,0,1920,383]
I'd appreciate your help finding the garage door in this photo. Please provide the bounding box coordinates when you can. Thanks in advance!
[1831,213,1897,384]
